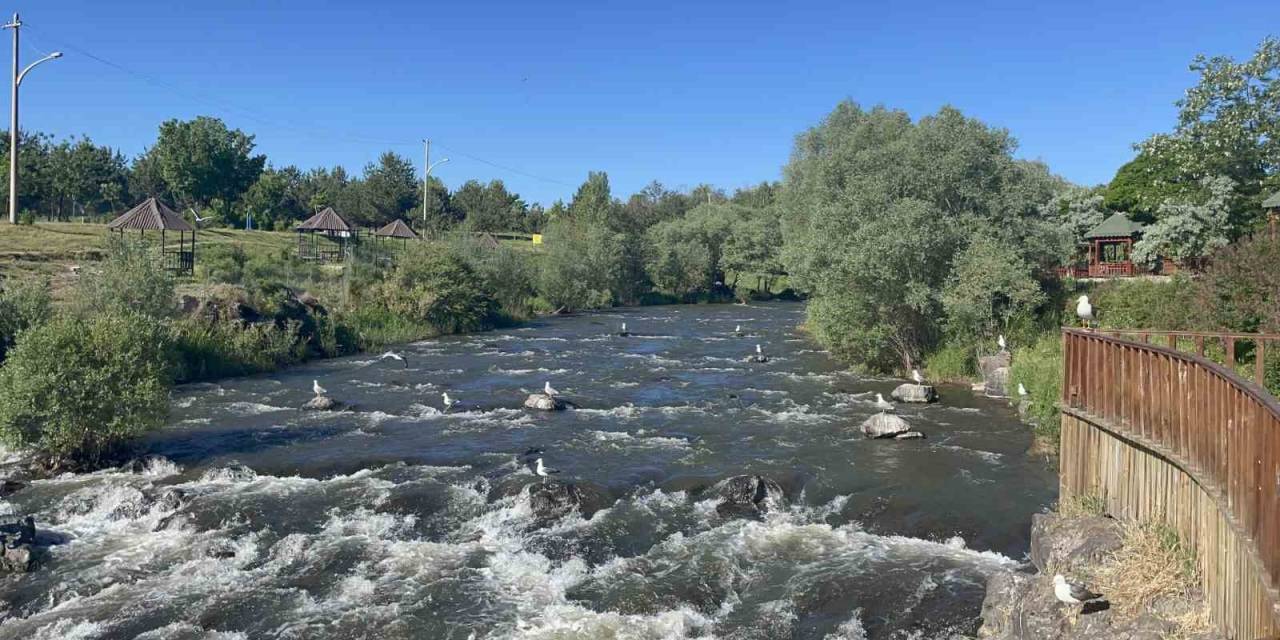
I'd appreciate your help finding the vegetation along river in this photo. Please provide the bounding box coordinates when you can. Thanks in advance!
[0,302,1057,639]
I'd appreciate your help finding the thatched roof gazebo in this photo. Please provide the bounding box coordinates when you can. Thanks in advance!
[374,218,418,250]
[296,207,357,262]
[105,197,196,275]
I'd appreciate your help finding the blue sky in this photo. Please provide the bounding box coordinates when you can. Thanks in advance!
[14,0,1280,205]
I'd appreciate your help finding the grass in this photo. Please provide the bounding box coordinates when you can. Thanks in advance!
[1095,521,1210,638]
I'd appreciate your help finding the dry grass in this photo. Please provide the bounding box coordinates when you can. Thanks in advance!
[1095,521,1211,638]
[1057,493,1106,518]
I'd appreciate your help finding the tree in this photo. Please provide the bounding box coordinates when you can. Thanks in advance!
[362,151,418,226]
[1103,151,1188,219]
[942,236,1045,339]
[780,102,1059,371]
[144,116,266,222]
[1133,176,1236,266]
[722,208,785,291]
[453,179,525,232]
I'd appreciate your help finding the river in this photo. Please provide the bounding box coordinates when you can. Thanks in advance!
[0,302,1057,639]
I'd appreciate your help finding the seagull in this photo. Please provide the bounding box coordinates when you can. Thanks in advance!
[1076,295,1096,327]
[312,380,326,397]
[1053,574,1103,608]
[756,344,763,355]
[534,457,560,482]
[442,392,457,412]
[734,324,743,336]
[188,208,211,225]
[1018,383,1029,397]
[997,334,1007,351]
[874,393,894,412]
[619,322,629,336]
[379,351,408,368]
[911,369,924,384]
[543,381,559,397]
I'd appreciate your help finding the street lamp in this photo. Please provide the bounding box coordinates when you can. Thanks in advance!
[4,13,63,223]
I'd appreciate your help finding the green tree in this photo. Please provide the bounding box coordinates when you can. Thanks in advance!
[144,116,266,222]
[362,151,419,226]
[0,311,173,465]
[942,236,1045,339]
[1133,175,1235,266]
[0,278,52,362]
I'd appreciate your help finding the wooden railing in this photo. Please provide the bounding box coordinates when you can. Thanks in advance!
[1061,328,1280,638]
[1097,330,1278,392]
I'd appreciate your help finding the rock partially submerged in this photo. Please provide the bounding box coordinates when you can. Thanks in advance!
[0,516,37,573]
[301,395,340,411]
[746,354,769,363]
[894,431,926,440]
[523,393,573,411]
[979,351,1012,398]
[891,383,938,403]
[860,413,913,439]
[529,482,582,519]
[713,474,786,517]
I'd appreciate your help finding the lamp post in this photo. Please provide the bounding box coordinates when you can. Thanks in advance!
[3,13,62,224]
[421,138,449,238]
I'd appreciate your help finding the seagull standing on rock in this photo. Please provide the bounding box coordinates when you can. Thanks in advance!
[534,458,560,483]
[1053,574,1104,613]
[442,392,457,413]
[911,369,924,384]
[543,381,559,397]
[312,380,326,397]
[1076,295,1096,327]
[997,334,1007,351]
[874,393,894,412]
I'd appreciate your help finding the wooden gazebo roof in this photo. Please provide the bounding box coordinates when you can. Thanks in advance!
[296,207,352,233]
[374,219,417,239]
[1084,213,1145,240]
[1263,191,1280,209]
[106,198,194,232]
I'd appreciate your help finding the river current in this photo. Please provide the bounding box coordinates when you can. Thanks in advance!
[0,302,1056,639]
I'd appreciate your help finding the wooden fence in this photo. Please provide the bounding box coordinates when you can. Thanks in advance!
[1061,328,1280,639]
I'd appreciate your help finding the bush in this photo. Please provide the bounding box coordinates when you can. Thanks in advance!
[1009,332,1063,448]
[1087,276,1199,330]
[77,239,176,319]
[375,247,498,334]
[924,340,977,381]
[537,219,626,311]
[446,236,540,319]
[169,317,304,383]
[0,278,52,362]
[0,312,173,464]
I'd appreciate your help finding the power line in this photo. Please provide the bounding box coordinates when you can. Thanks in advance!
[23,21,578,187]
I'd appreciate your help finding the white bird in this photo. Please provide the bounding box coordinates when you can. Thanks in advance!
[534,457,560,482]
[188,208,211,224]
[442,392,457,412]
[312,380,326,397]
[755,344,763,355]
[997,334,1007,351]
[619,322,629,336]
[543,381,559,397]
[911,368,924,384]
[874,393,894,412]
[1018,382,1029,397]
[1053,574,1102,606]
[735,324,742,333]
[379,351,408,367]
[1076,295,1096,327]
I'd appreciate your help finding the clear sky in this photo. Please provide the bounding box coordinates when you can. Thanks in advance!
[12,0,1280,205]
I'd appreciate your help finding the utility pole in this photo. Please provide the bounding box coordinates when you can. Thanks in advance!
[3,13,62,224]
[421,138,449,239]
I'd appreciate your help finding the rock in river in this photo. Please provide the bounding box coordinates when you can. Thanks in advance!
[524,393,572,411]
[0,516,38,573]
[891,383,938,403]
[979,351,1012,398]
[301,395,341,411]
[529,482,582,519]
[860,413,913,439]
[713,474,786,517]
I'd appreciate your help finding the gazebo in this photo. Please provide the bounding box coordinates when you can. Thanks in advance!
[296,207,356,262]
[373,218,418,250]
[1264,191,1280,239]
[105,197,196,276]
[1081,212,1146,277]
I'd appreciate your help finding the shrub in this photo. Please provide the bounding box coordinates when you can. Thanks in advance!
[375,247,498,333]
[0,278,52,362]
[76,239,176,319]
[1087,277,1199,330]
[537,219,626,311]
[1009,332,1063,448]
[0,312,173,464]
[446,236,540,319]
[924,340,977,381]
[169,317,303,383]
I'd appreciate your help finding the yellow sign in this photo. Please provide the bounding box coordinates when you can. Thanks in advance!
[531,234,543,244]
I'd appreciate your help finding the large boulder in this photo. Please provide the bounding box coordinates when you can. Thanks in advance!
[891,383,938,403]
[529,482,582,519]
[524,394,571,411]
[860,413,912,439]
[0,516,37,573]
[301,395,340,411]
[980,352,1012,398]
[713,475,786,518]
[1029,512,1123,574]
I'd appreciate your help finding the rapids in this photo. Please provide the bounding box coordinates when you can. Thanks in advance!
[0,302,1056,639]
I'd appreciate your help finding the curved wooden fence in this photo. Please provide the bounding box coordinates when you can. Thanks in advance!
[1060,328,1280,639]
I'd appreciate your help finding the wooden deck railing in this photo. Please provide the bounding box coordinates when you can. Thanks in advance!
[1097,329,1278,392]
[1061,328,1280,638]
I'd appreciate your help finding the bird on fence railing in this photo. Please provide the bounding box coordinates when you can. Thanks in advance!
[1076,295,1096,328]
